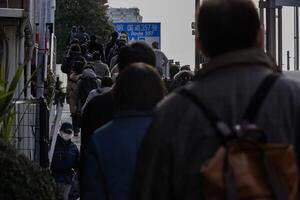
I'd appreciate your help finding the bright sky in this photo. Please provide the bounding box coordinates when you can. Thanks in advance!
[108,0,295,70]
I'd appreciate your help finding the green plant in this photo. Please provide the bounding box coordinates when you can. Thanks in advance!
[0,65,24,142]
[55,0,114,63]
[45,66,56,106]
[0,139,63,200]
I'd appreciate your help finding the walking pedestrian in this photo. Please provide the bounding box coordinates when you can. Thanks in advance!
[81,63,166,200]
[76,65,102,117]
[105,32,119,64]
[131,0,300,199]
[152,41,169,77]
[75,26,89,45]
[92,51,110,78]
[51,122,79,200]
[66,26,77,46]
[80,42,157,197]
[66,61,84,135]
[88,35,105,63]
[61,44,86,76]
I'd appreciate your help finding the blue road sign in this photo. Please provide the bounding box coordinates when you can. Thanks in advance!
[114,22,161,49]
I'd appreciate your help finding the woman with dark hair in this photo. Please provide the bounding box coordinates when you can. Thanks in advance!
[81,63,166,200]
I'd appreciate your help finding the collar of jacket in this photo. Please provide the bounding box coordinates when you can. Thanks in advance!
[196,48,275,77]
[114,111,152,119]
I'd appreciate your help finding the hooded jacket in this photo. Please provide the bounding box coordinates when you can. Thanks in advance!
[77,68,101,110]
[61,51,86,75]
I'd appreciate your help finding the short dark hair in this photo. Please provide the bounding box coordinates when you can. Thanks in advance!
[117,42,156,72]
[81,43,88,52]
[113,63,166,111]
[169,63,180,79]
[71,38,80,45]
[197,0,260,57]
[70,44,81,52]
[93,51,101,61]
[111,31,119,40]
[152,41,159,49]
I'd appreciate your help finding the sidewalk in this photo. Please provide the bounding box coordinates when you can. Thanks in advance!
[56,65,81,149]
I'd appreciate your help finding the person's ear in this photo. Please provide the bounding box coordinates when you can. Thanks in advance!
[255,27,264,50]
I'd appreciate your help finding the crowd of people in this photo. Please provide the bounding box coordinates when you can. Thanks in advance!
[51,24,194,200]
[51,0,300,199]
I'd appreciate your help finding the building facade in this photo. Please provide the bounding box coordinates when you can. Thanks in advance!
[0,0,57,166]
[107,7,143,23]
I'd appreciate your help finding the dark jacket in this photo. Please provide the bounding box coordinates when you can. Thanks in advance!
[80,89,114,196]
[81,112,152,200]
[61,51,86,75]
[89,41,105,63]
[77,68,102,110]
[105,40,117,64]
[51,135,79,184]
[81,89,114,150]
[131,49,300,200]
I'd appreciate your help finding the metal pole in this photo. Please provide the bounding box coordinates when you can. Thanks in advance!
[278,7,283,68]
[36,0,48,167]
[287,51,290,71]
[259,0,266,50]
[295,7,299,70]
[37,0,47,98]
[195,0,200,71]
[266,0,277,59]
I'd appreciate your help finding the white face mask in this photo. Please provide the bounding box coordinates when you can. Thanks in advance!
[60,132,73,141]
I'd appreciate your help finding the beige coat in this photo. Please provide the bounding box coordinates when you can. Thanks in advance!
[66,73,81,114]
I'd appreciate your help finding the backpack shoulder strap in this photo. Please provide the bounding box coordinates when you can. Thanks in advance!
[178,89,232,137]
[243,73,280,123]
[178,73,280,138]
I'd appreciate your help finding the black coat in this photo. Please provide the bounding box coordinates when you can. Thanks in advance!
[88,41,105,63]
[51,135,79,184]
[61,52,86,76]
[80,89,114,196]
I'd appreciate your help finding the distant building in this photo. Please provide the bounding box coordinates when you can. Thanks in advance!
[107,7,143,23]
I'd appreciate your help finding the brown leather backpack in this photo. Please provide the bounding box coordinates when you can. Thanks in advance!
[179,74,299,199]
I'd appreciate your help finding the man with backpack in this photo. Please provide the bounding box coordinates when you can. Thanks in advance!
[131,0,300,199]
[76,65,101,112]
[61,44,86,76]
[75,65,101,136]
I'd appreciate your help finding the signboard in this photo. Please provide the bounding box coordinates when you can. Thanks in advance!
[114,22,161,49]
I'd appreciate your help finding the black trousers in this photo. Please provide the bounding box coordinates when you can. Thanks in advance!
[71,113,80,134]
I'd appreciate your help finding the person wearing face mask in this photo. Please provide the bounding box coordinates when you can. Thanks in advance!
[51,122,79,200]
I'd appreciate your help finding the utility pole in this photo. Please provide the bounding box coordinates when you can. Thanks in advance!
[266,0,277,59]
[195,0,200,71]
[36,0,49,168]
[37,0,47,98]
[278,6,283,68]
[287,51,290,71]
[295,7,299,70]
